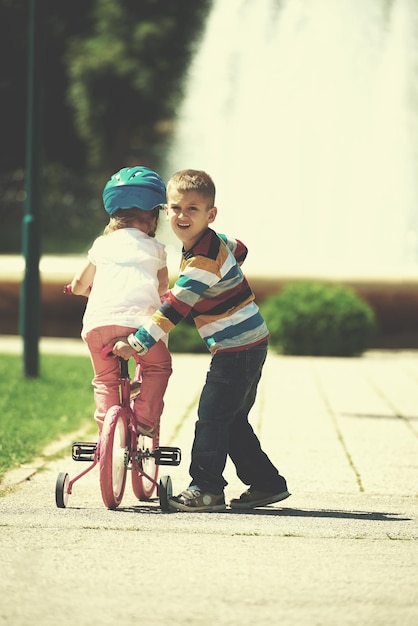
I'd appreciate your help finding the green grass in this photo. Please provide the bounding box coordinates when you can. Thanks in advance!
[0,354,95,483]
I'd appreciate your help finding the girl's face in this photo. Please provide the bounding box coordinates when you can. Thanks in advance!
[165,190,217,250]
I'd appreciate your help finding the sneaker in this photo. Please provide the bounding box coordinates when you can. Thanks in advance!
[130,381,141,400]
[136,423,155,438]
[230,487,291,510]
[168,487,226,512]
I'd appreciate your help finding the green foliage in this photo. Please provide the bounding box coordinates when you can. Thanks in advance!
[40,164,106,253]
[0,165,103,254]
[0,354,95,481]
[0,0,212,173]
[0,0,92,172]
[168,319,206,354]
[0,0,213,252]
[66,0,212,170]
[260,281,377,356]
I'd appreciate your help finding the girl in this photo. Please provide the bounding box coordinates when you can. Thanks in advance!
[70,166,172,435]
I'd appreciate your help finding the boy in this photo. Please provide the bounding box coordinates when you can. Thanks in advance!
[113,169,290,512]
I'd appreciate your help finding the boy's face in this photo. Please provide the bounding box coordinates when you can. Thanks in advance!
[165,190,217,250]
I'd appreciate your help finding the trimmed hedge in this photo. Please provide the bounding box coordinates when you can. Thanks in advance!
[260,281,377,356]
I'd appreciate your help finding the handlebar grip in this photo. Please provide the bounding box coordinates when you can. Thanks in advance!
[101,345,116,360]
[63,284,92,295]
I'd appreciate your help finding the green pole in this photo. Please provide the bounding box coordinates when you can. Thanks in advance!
[20,0,45,377]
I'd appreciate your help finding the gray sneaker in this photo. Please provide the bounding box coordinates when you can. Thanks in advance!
[130,381,141,400]
[169,487,226,512]
[136,423,155,437]
[230,488,291,510]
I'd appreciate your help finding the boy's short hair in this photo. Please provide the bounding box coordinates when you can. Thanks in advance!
[167,170,216,207]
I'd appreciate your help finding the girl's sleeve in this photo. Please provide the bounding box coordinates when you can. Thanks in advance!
[160,246,168,270]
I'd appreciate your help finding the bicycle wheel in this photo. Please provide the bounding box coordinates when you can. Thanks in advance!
[55,472,70,508]
[131,427,159,501]
[99,406,128,509]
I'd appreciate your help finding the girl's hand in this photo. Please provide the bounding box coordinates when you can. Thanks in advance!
[112,339,135,360]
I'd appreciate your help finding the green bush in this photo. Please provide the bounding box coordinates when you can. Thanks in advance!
[260,281,377,356]
[168,318,207,353]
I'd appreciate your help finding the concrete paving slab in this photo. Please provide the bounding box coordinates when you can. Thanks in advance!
[0,339,417,626]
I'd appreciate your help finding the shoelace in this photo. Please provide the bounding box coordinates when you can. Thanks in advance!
[179,488,201,502]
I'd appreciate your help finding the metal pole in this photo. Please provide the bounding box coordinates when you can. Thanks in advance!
[20,0,45,377]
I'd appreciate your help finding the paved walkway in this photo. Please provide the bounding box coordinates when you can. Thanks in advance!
[0,336,417,626]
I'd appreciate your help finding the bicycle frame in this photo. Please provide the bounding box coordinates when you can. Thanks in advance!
[112,351,162,494]
[56,344,180,509]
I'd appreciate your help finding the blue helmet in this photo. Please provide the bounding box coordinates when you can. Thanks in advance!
[102,166,166,215]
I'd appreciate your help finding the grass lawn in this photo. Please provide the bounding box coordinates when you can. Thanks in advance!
[0,353,96,483]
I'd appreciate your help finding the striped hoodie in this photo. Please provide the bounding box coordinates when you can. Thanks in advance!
[133,227,269,354]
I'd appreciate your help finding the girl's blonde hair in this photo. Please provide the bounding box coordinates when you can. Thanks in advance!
[104,206,161,237]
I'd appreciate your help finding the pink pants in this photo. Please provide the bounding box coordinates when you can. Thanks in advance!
[82,325,172,432]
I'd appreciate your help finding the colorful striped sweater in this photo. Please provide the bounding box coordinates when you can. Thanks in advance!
[133,227,269,354]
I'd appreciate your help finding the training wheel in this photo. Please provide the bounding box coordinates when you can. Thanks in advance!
[159,475,173,512]
[55,472,70,508]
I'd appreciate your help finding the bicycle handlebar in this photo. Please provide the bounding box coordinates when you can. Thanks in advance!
[63,283,92,295]
[101,344,129,379]
[101,345,116,361]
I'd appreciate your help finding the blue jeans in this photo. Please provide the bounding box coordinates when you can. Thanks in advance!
[189,341,284,494]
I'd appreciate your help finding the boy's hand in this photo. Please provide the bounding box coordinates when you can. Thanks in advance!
[112,339,135,360]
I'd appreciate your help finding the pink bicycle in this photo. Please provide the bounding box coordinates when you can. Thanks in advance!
[55,343,180,511]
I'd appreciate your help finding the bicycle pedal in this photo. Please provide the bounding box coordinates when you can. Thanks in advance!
[153,446,181,466]
[72,442,97,462]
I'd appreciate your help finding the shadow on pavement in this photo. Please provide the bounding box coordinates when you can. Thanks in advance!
[104,505,412,521]
[225,507,412,521]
